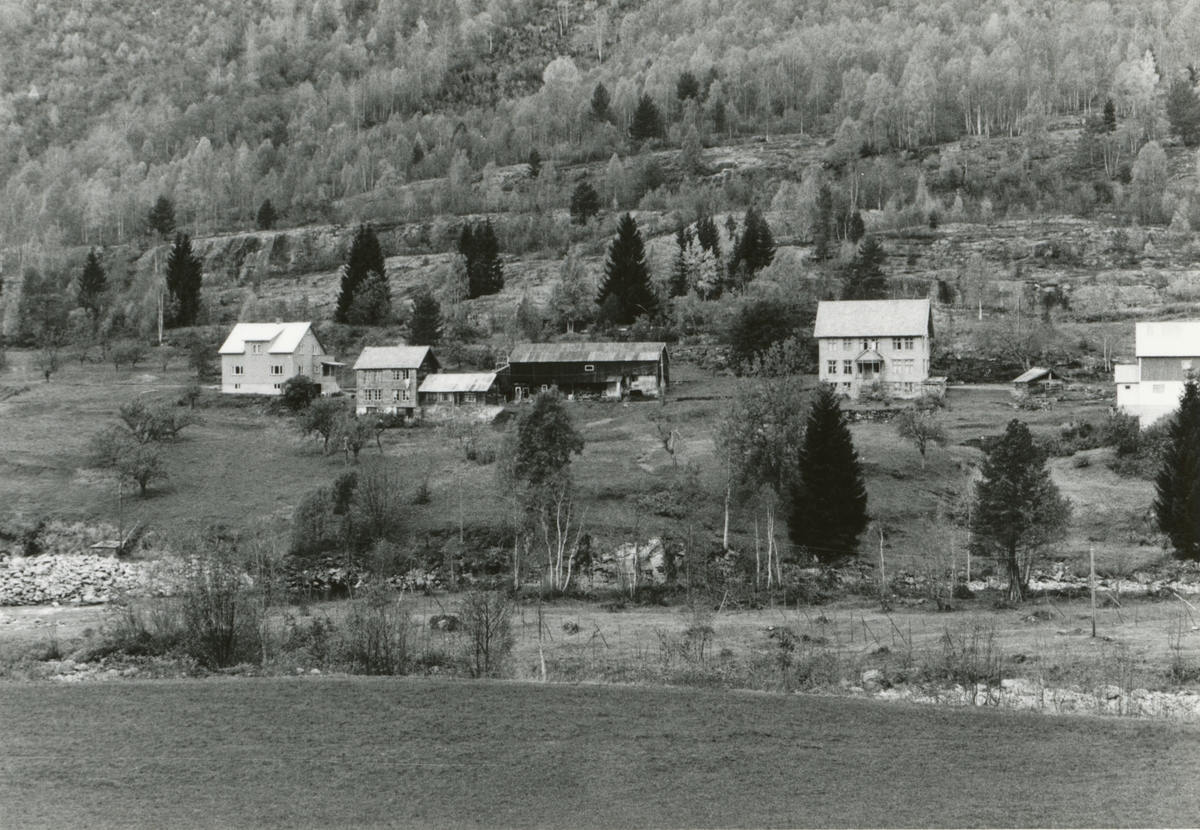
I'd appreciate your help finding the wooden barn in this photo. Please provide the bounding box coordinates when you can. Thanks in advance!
[1012,366,1066,397]
[504,342,669,401]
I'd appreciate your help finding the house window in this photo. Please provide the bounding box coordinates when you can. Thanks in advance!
[827,360,837,375]
[464,393,476,404]
[584,364,595,372]
[234,383,240,390]
[251,343,263,355]
[392,369,402,381]
[1124,385,1132,390]
[402,369,410,381]
[541,385,549,392]
[393,390,401,402]
[270,365,283,375]
[843,360,853,375]
[1153,384,1166,394]
[843,338,853,350]
[905,337,915,350]
[439,392,451,402]
[841,382,851,392]
[232,365,243,375]
[829,340,838,352]
[892,337,903,350]
[402,389,412,401]
[274,383,282,390]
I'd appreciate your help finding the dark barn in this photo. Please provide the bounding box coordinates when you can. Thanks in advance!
[505,342,669,401]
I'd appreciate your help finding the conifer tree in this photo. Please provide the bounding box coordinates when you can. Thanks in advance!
[677,71,700,102]
[336,224,385,324]
[1103,98,1117,133]
[165,233,203,328]
[847,211,866,244]
[728,206,775,289]
[411,140,425,166]
[256,199,278,230]
[629,94,664,142]
[789,385,868,564]
[408,288,443,346]
[1155,381,1200,560]
[569,181,601,226]
[346,269,392,326]
[78,249,107,319]
[812,184,834,260]
[597,213,659,324]
[460,219,504,298]
[669,227,694,298]
[591,83,612,122]
[971,419,1070,600]
[696,214,722,260]
[148,196,175,237]
[844,236,889,300]
[528,148,542,178]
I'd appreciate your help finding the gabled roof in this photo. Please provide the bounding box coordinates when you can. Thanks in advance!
[1013,366,1065,384]
[219,322,317,355]
[813,299,932,339]
[506,342,667,364]
[353,346,437,370]
[1135,321,1200,357]
[418,372,498,394]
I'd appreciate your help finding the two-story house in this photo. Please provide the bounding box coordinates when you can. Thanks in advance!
[219,322,341,395]
[353,345,440,417]
[813,299,941,399]
[1115,321,1200,425]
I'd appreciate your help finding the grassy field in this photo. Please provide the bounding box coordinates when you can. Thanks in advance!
[3,677,1200,829]
[0,347,1163,580]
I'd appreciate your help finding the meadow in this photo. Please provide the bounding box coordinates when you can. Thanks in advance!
[3,677,1200,829]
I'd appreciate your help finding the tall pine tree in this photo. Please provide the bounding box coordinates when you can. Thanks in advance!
[148,196,175,237]
[728,206,775,289]
[597,213,660,324]
[459,219,505,298]
[789,385,868,564]
[629,94,664,142]
[669,227,694,298]
[844,236,889,300]
[408,288,443,346]
[336,224,386,324]
[256,199,278,230]
[165,233,203,328]
[78,249,107,319]
[1155,381,1200,560]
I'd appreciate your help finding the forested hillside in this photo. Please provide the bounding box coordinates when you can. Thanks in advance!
[4,0,1200,252]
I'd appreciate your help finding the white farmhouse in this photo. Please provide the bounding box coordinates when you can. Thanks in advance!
[1115,321,1200,425]
[813,299,942,399]
[219,322,341,395]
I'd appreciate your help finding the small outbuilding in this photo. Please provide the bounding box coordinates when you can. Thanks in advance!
[418,372,502,407]
[1011,366,1066,397]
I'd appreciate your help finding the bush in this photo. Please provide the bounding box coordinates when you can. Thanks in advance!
[460,589,514,678]
[340,587,412,675]
[178,551,265,670]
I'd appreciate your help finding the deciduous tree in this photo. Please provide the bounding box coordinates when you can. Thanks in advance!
[895,409,947,469]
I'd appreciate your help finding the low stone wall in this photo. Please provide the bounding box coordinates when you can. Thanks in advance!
[0,555,151,606]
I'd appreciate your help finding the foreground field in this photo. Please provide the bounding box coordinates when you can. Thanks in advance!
[2,678,1198,829]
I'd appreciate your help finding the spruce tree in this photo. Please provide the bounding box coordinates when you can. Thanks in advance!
[629,94,664,142]
[165,233,203,328]
[1166,78,1200,147]
[847,211,865,244]
[676,71,700,102]
[789,385,869,564]
[411,140,425,166]
[346,269,392,326]
[696,214,722,259]
[669,227,694,298]
[78,249,107,319]
[148,196,175,237]
[336,224,385,324]
[462,219,504,298]
[812,184,834,260]
[728,206,775,288]
[408,289,443,346]
[1103,98,1117,133]
[569,181,601,226]
[591,83,612,122]
[597,213,659,324]
[971,419,1070,600]
[1155,381,1200,560]
[844,236,889,300]
[256,199,278,230]
[528,148,542,179]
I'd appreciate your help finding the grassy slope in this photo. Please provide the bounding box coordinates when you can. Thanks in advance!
[2,678,1198,829]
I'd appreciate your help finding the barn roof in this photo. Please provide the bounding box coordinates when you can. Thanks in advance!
[353,346,436,370]
[418,372,497,394]
[506,342,667,364]
[1012,366,1064,384]
[1135,321,1200,357]
[813,300,932,338]
[218,322,316,355]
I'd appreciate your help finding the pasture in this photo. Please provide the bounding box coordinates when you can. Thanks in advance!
[3,678,1200,829]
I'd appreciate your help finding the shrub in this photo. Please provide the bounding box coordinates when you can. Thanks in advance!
[178,551,265,670]
[340,587,412,675]
[460,589,514,678]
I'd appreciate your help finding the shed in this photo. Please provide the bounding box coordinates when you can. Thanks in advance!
[1012,366,1066,397]
[418,372,502,406]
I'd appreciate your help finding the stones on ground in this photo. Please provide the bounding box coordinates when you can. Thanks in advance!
[0,554,151,606]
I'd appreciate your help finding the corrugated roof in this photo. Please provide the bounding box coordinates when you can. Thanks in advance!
[219,322,314,355]
[1013,367,1063,384]
[813,300,931,338]
[418,372,497,394]
[506,342,666,364]
[353,346,434,370]
[1136,321,1200,357]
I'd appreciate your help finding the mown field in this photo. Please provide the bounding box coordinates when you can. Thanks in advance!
[3,678,1199,829]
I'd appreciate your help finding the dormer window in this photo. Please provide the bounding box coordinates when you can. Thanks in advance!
[251,343,263,355]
